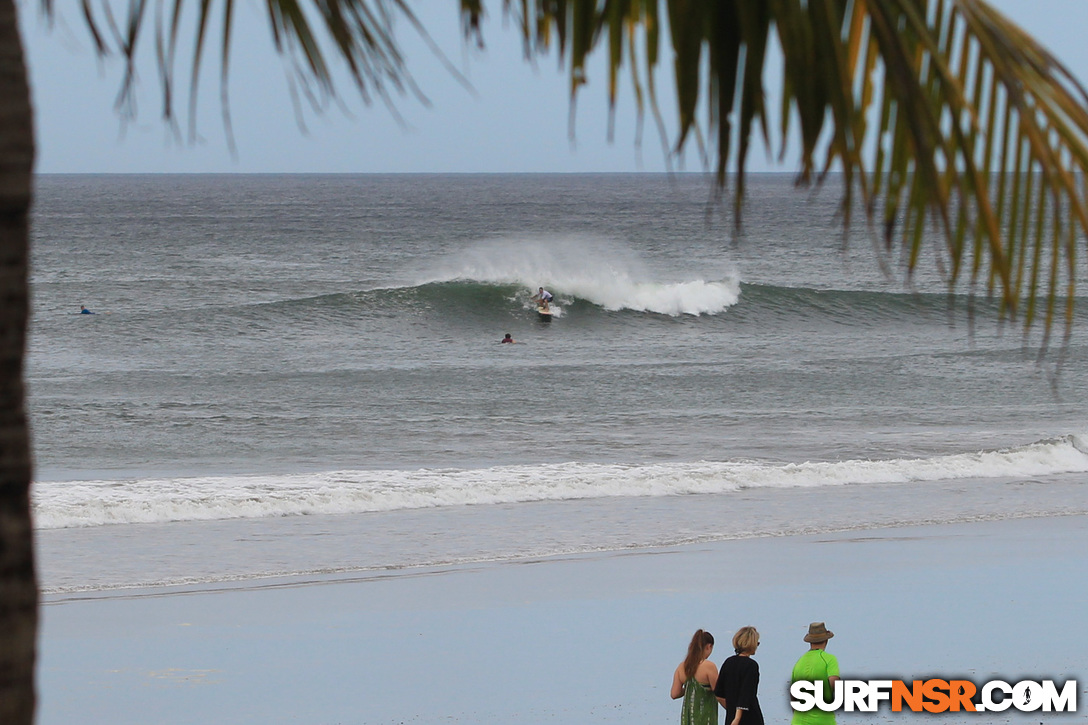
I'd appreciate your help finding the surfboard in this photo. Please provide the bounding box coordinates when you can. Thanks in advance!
[536,306,554,320]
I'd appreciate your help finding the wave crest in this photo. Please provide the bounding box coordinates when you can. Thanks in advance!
[416,236,740,316]
[33,435,1088,529]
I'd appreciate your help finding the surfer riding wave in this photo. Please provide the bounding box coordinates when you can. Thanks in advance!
[533,287,554,312]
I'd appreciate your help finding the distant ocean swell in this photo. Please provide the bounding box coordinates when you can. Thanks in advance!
[32,435,1088,529]
[244,282,1014,327]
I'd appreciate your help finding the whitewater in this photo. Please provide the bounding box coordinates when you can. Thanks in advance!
[414,236,743,316]
[31,435,1088,529]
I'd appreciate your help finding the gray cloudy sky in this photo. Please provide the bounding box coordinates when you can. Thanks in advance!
[17,1,1088,174]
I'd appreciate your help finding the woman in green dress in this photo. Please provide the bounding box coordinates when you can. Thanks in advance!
[671,629,719,725]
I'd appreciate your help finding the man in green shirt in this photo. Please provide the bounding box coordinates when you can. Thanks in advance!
[790,622,840,725]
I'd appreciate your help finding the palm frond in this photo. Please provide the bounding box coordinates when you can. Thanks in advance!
[61,0,424,146]
[482,0,1088,348]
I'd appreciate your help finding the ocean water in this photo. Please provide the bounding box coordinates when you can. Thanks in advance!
[27,173,1088,593]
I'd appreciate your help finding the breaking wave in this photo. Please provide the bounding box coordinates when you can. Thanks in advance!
[33,435,1088,529]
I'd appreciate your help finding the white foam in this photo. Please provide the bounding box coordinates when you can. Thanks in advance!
[31,435,1088,529]
[420,235,741,316]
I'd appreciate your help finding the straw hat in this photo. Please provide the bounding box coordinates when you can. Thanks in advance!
[803,622,834,643]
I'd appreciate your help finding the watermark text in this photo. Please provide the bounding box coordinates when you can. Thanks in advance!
[790,679,1077,714]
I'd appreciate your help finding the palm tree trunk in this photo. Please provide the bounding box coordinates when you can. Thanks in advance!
[0,0,36,722]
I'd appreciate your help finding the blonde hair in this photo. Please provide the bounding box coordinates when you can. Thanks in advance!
[732,626,759,655]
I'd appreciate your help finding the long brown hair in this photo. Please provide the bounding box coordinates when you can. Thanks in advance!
[683,629,715,679]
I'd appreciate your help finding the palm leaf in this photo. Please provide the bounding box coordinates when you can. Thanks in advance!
[481,0,1088,348]
[66,0,425,145]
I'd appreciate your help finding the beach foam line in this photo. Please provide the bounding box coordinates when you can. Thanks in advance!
[40,509,1088,597]
[31,435,1088,529]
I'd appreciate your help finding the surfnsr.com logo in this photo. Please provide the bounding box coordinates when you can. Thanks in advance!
[790,679,1078,714]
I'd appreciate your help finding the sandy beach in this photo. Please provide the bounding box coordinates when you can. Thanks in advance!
[37,513,1087,724]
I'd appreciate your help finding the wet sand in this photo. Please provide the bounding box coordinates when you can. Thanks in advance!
[38,514,1088,724]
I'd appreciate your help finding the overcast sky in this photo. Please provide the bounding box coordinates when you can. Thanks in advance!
[17,1,1088,174]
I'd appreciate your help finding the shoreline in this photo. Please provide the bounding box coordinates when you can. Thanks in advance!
[36,471,1088,595]
[39,507,1088,599]
[38,514,1088,724]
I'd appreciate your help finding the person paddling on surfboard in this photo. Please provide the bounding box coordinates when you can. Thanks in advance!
[501,333,517,344]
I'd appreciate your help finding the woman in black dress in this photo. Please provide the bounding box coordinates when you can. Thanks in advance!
[713,626,763,725]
